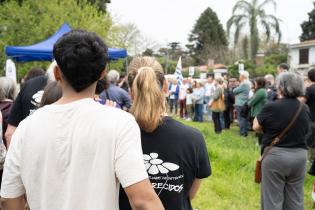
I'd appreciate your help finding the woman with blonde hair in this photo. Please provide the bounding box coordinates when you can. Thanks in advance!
[119,57,211,210]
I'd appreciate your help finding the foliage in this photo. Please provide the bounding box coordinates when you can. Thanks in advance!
[228,60,256,78]
[227,0,281,60]
[85,0,110,12]
[181,69,202,78]
[156,57,177,75]
[107,23,141,53]
[142,48,154,56]
[0,0,111,12]
[176,119,314,210]
[167,42,186,61]
[254,64,276,76]
[228,52,287,77]
[109,59,126,73]
[188,7,228,65]
[255,53,287,76]
[263,53,287,66]
[155,43,194,74]
[300,2,315,41]
[0,0,115,79]
[228,51,288,78]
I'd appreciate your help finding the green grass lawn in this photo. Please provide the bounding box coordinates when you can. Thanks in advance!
[177,119,314,210]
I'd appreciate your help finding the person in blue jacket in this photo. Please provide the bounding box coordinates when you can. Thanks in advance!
[169,79,180,115]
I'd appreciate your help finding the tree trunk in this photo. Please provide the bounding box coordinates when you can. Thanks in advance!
[250,17,259,62]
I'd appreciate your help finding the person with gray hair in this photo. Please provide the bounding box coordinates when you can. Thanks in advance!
[0,77,16,147]
[107,69,120,84]
[253,72,311,210]
[99,70,131,110]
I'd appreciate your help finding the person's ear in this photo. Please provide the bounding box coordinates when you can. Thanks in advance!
[99,69,107,80]
[54,65,62,81]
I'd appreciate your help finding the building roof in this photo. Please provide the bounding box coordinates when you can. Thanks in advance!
[290,39,315,49]
[213,64,227,69]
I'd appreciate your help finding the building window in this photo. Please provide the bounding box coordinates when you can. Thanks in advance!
[299,48,309,64]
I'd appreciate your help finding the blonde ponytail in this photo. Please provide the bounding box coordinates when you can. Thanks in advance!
[128,57,166,132]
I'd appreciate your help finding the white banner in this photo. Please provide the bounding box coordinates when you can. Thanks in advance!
[189,66,195,76]
[5,59,17,83]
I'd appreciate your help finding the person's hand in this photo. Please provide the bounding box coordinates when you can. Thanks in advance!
[105,100,117,107]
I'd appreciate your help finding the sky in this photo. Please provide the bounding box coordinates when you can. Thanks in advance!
[108,0,314,48]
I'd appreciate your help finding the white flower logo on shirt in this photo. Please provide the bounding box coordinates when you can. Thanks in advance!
[31,90,44,106]
[144,153,179,175]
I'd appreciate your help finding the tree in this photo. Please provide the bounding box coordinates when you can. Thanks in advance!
[142,48,154,56]
[188,7,228,65]
[86,0,110,12]
[0,0,111,12]
[0,0,113,78]
[227,0,281,60]
[300,2,315,41]
[108,23,141,52]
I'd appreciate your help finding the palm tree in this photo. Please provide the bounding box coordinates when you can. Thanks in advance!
[227,0,281,60]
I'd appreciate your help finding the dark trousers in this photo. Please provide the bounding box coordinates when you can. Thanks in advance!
[169,99,178,114]
[235,106,249,136]
[179,99,186,118]
[223,107,231,129]
[212,112,222,133]
[194,104,203,122]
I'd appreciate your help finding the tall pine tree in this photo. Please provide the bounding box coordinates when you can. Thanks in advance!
[300,2,315,41]
[188,7,228,65]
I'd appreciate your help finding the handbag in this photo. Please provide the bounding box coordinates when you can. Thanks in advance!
[240,102,250,118]
[255,101,304,183]
[210,88,225,112]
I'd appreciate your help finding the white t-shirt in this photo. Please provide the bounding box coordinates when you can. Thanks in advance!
[1,98,148,210]
[186,93,193,105]
[179,84,188,100]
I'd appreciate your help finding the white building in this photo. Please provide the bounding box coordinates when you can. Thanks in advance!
[213,64,228,78]
[289,40,315,74]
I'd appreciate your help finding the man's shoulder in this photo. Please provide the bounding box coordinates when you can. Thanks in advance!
[109,85,129,95]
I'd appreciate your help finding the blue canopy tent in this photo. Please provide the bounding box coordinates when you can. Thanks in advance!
[5,23,127,61]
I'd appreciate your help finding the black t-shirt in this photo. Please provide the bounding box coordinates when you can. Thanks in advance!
[119,117,211,210]
[257,98,311,152]
[305,84,315,122]
[8,76,48,127]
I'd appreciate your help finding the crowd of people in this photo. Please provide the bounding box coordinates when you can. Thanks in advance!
[0,29,314,210]
[165,62,315,210]
[0,30,211,210]
[165,64,294,138]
